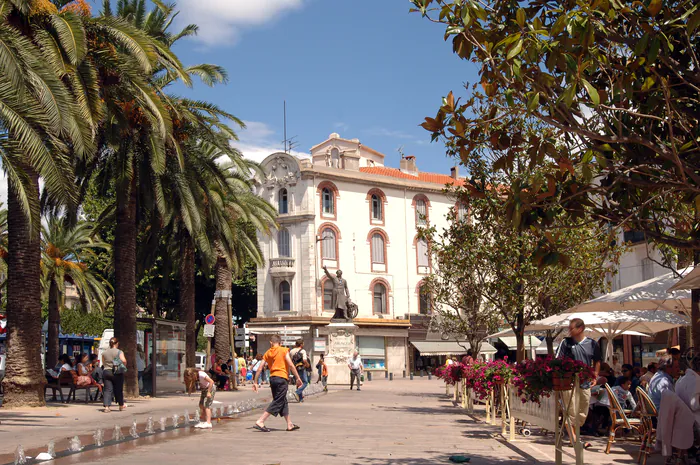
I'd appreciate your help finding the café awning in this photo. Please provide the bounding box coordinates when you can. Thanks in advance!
[411,341,496,356]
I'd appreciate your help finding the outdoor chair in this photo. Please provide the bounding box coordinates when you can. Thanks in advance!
[603,383,643,454]
[636,386,657,465]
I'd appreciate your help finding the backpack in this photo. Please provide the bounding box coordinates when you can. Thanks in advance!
[291,349,305,368]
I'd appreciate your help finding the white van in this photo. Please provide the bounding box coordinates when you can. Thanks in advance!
[195,352,206,370]
[98,329,145,363]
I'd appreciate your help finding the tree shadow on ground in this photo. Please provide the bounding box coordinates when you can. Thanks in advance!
[324,450,539,464]
[376,405,468,416]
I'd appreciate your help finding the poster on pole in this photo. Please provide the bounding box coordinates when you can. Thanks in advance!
[203,324,215,338]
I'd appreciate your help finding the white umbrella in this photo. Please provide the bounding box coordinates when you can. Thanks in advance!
[535,311,688,362]
[568,267,692,315]
[668,266,700,292]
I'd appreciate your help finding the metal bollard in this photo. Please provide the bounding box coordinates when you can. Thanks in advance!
[385,371,388,379]
[428,372,432,380]
[420,370,424,377]
[410,372,414,380]
[367,371,372,381]
[389,373,393,381]
[402,370,406,378]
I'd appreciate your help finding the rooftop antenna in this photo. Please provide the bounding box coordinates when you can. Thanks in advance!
[282,101,299,154]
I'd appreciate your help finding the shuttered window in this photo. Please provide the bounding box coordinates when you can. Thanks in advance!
[278,228,290,257]
[371,233,385,264]
[322,229,336,260]
[417,238,429,267]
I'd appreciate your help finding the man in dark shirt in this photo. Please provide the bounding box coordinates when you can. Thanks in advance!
[556,318,601,446]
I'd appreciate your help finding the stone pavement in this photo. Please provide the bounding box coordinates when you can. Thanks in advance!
[2,378,671,464]
[0,382,265,458]
[46,378,530,465]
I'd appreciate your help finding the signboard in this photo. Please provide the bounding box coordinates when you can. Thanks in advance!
[235,328,247,336]
[205,314,215,325]
[203,324,215,338]
[313,338,326,353]
[234,340,246,348]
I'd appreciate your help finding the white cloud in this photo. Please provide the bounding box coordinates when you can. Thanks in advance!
[233,120,307,163]
[176,0,306,45]
[333,122,349,132]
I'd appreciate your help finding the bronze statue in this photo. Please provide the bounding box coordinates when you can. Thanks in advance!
[323,266,356,321]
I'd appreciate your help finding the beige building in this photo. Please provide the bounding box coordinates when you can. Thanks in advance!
[248,133,466,376]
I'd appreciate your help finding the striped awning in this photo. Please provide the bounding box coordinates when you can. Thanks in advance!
[248,325,310,335]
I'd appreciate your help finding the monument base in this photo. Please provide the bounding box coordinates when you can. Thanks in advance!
[325,322,357,385]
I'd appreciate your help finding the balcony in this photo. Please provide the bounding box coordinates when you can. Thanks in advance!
[269,258,295,278]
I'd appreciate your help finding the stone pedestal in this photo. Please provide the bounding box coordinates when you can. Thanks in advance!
[325,323,357,385]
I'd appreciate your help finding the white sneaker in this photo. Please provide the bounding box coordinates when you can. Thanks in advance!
[201,422,212,429]
[193,422,205,429]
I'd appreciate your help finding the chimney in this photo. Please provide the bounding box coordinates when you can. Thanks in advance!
[450,166,459,179]
[400,155,418,175]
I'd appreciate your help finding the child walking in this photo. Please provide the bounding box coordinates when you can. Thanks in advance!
[184,367,216,429]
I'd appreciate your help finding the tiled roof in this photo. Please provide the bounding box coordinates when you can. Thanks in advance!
[359,167,465,186]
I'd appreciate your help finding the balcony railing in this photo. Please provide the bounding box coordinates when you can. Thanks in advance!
[270,258,295,268]
[269,258,295,278]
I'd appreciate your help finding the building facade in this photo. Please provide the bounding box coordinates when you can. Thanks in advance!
[248,133,465,375]
[248,132,672,373]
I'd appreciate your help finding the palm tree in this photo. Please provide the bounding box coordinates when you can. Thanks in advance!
[209,173,276,363]
[41,215,111,369]
[1,0,97,407]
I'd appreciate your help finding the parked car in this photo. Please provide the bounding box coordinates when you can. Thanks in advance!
[195,352,206,370]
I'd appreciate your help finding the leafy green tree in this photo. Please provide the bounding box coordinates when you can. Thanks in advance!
[41,215,111,368]
[413,0,700,343]
[420,209,500,359]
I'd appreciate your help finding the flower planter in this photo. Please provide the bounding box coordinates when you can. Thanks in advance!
[552,374,574,391]
[494,379,506,386]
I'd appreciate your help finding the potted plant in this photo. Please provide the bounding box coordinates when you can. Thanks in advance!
[549,356,595,391]
[483,359,514,386]
[513,357,554,404]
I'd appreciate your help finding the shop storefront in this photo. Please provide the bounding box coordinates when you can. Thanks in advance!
[248,316,410,377]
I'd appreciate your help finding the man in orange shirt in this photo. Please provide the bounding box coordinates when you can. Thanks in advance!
[252,334,303,432]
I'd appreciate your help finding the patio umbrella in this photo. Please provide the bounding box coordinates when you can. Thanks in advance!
[668,266,700,292]
[567,267,692,315]
[490,311,689,362]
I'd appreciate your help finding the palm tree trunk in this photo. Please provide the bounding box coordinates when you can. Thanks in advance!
[1,172,46,407]
[114,175,139,397]
[214,256,232,361]
[179,232,196,367]
[47,278,61,369]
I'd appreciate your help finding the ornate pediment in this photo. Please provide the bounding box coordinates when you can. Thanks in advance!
[262,154,301,188]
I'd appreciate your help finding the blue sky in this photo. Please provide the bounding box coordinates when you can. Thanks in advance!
[170,0,480,175]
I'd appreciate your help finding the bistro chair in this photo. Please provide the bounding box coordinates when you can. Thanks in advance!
[636,387,657,465]
[603,383,643,454]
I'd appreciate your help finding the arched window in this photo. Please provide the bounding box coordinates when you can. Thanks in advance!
[417,238,430,268]
[419,283,432,315]
[371,233,385,264]
[321,228,337,260]
[322,279,333,311]
[415,199,427,226]
[279,281,291,311]
[373,283,387,314]
[278,228,290,257]
[371,194,382,221]
[322,188,334,215]
[278,188,288,214]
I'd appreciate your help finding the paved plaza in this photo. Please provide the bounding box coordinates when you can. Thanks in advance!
[0,378,672,465]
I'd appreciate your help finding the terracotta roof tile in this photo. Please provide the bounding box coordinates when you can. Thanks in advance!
[359,167,464,186]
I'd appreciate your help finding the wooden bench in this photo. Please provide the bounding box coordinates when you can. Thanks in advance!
[45,371,100,404]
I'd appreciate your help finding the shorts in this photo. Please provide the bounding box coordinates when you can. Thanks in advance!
[199,385,216,409]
